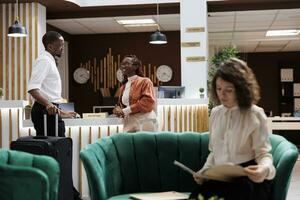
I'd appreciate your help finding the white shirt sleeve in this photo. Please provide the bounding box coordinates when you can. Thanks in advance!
[27,59,51,92]
[200,108,216,172]
[252,109,276,180]
[122,107,132,116]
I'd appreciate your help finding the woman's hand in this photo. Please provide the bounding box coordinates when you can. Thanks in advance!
[244,165,269,183]
[113,106,124,118]
[193,171,205,185]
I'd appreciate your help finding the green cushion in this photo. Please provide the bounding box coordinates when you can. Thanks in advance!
[80,132,298,200]
[0,149,60,200]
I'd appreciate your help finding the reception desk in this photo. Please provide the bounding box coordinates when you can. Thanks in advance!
[267,117,300,133]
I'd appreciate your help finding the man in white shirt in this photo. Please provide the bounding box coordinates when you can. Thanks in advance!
[28,31,76,137]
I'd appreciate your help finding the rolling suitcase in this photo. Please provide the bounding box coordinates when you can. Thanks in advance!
[11,113,73,200]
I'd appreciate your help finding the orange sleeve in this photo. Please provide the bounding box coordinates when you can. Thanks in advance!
[130,78,156,114]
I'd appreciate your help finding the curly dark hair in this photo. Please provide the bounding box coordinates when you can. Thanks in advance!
[210,57,260,110]
[121,55,144,84]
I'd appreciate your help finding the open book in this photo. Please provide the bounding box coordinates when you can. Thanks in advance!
[174,160,246,182]
[130,191,189,200]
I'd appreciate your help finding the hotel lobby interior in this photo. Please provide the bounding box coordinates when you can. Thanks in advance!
[1,0,300,200]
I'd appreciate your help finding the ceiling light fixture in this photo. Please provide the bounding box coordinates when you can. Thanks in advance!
[117,19,156,25]
[7,0,28,37]
[149,1,167,44]
[266,30,300,37]
[123,24,157,27]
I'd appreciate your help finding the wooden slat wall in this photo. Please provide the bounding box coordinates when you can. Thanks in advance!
[5,4,9,99]
[158,104,209,132]
[1,3,39,101]
[22,3,27,99]
[81,48,161,98]
[0,4,3,89]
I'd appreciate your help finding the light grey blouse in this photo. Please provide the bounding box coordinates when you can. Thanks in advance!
[201,104,276,180]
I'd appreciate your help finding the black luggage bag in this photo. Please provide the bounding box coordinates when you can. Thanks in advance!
[10,114,74,200]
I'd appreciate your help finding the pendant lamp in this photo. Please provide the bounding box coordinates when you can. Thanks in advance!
[149,1,167,44]
[8,0,28,37]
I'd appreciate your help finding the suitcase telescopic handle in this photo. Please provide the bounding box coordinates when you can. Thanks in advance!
[43,109,58,137]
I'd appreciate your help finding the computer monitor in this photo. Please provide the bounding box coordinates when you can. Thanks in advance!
[158,86,185,98]
[58,103,75,112]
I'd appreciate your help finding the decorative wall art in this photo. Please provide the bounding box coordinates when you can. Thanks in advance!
[76,48,166,97]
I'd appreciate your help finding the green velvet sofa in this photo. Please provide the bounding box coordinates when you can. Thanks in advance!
[80,132,298,200]
[0,149,60,200]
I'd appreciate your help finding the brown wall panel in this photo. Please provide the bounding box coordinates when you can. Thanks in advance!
[240,51,300,116]
[69,31,180,114]
[68,31,300,116]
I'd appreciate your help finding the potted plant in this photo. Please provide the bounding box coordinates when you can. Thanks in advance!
[0,88,3,100]
[199,87,205,98]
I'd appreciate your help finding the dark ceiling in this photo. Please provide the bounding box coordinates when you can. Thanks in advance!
[2,0,300,19]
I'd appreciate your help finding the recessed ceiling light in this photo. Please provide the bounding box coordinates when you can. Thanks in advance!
[266,30,300,36]
[116,19,156,25]
[123,24,158,27]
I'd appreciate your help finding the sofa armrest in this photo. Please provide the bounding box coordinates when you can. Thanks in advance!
[32,156,60,200]
[0,164,49,200]
[271,137,298,200]
[80,149,108,200]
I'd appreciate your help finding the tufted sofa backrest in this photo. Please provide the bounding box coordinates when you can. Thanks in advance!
[80,132,210,199]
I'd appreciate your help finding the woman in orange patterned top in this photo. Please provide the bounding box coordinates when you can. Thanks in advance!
[113,55,157,132]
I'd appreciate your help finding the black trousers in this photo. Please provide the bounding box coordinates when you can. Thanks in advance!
[189,160,272,200]
[31,102,65,137]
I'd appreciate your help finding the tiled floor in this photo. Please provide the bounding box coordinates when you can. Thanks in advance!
[286,158,300,200]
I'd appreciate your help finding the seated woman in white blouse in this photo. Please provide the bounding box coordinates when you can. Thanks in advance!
[190,58,276,200]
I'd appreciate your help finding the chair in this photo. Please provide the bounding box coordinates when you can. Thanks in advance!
[80,132,298,200]
[270,134,299,200]
[0,149,60,200]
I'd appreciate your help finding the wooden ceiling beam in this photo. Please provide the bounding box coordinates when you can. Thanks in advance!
[208,0,300,12]
[46,3,180,19]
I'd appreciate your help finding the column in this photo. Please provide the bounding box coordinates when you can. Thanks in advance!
[180,0,208,98]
